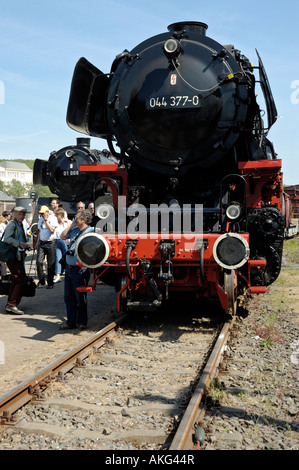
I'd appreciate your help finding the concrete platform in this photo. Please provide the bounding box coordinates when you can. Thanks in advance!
[0,256,118,396]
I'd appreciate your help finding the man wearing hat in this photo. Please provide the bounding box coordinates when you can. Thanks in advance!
[3,206,30,314]
[36,205,58,289]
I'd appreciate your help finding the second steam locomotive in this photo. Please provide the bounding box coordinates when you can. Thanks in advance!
[34,21,284,315]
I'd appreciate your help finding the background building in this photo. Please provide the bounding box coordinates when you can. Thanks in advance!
[0,161,33,185]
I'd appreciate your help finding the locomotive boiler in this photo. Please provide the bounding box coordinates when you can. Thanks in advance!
[34,21,284,315]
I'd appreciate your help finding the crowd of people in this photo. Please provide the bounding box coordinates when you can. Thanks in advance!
[1,199,96,330]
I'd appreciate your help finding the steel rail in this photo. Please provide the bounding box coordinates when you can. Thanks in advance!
[0,316,126,424]
[169,319,233,450]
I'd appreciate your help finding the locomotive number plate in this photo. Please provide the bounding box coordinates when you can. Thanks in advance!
[63,170,80,176]
[146,95,201,109]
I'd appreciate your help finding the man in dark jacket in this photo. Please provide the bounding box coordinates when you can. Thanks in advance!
[3,206,30,314]
[59,209,93,330]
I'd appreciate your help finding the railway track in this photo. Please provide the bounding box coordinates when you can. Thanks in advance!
[0,307,232,450]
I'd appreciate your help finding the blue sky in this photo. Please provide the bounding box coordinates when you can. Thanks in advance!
[0,0,298,185]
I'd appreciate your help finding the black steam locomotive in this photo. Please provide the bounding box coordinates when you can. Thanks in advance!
[34,22,284,315]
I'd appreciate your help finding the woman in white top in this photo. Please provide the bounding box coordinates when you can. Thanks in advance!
[53,208,71,282]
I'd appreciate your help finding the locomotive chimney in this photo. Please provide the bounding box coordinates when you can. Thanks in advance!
[167,21,208,35]
[77,137,91,148]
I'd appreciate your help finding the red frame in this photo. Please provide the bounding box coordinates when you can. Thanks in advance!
[78,159,283,313]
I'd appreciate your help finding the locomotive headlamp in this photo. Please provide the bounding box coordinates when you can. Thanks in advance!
[226,203,243,221]
[65,149,76,158]
[163,38,181,56]
[75,233,110,268]
[96,203,114,220]
[213,233,249,270]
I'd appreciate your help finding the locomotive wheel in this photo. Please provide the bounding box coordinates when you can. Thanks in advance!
[224,270,237,316]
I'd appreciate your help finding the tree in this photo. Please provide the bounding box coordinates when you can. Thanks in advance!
[5,179,30,198]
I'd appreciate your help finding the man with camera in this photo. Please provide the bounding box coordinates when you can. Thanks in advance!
[59,209,93,330]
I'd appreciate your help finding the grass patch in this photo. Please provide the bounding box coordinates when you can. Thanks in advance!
[283,237,299,264]
[251,312,285,346]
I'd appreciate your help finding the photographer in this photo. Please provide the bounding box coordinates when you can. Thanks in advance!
[59,209,93,330]
[3,206,30,315]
